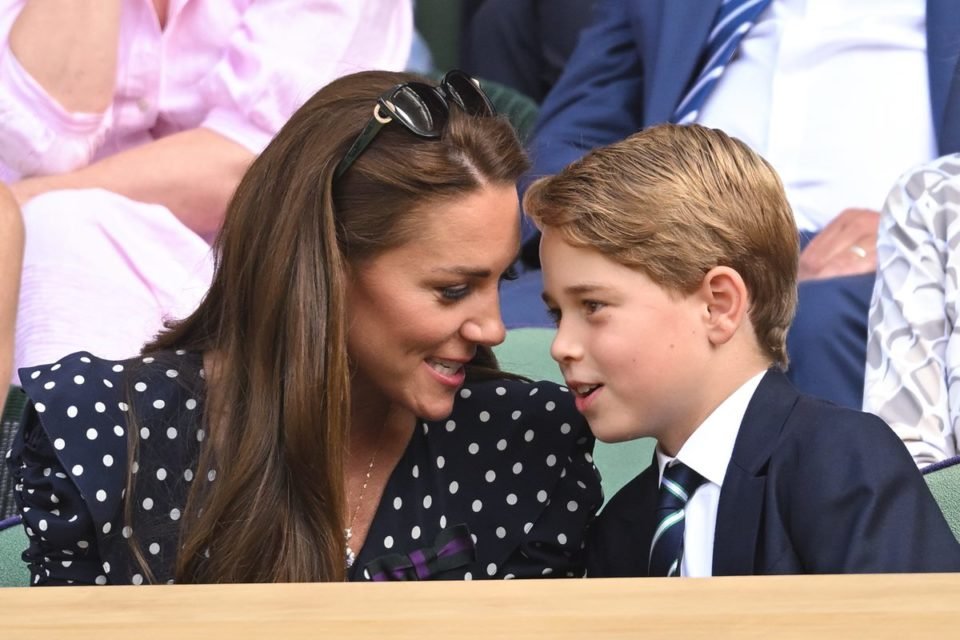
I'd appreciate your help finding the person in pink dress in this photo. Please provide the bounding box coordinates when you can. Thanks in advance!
[0,0,413,384]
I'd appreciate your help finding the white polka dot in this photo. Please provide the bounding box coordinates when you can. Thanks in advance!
[131,461,139,474]
[176,349,186,356]
[542,567,553,576]
[96,490,107,502]
[38,519,48,531]
[77,540,89,549]
[101,562,110,573]
[94,402,106,413]
[34,402,46,413]
[496,526,506,539]
[71,464,83,476]
[567,500,579,512]
[585,452,594,463]
[43,381,55,390]
[546,454,557,467]
[184,469,194,482]
[545,401,556,411]
[560,423,572,435]
[80,356,91,363]
[185,398,197,410]
[166,427,177,439]
[512,462,523,475]
[459,388,472,398]
[142,357,155,364]
[486,563,497,576]
[134,382,147,392]
[166,369,179,378]
[511,410,522,420]
[479,411,490,422]
[132,574,143,585]
[529,387,539,396]
[140,427,150,439]
[86,428,98,440]
[51,364,61,371]
[207,470,217,482]
[436,456,445,469]
[112,364,124,372]
[102,379,113,388]
[496,439,507,451]
[440,515,447,528]
[196,429,205,442]
[411,526,421,540]
[504,574,515,580]
[73,375,84,385]
[449,481,459,494]
[412,464,419,479]
[485,470,496,482]
[472,499,483,512]
[468,443,479,455]
[464,572,473,580]
[122,526,133,539]
[557,533,568,545]
[118,402,129,411]
[170,508,181,521]
[153,399,165,410]
[53,438,65,450]
[102,522,112,534]
[506,493,518,505]
[66,406,78,418]
[445,420,456,432]
[524,522,533,534]
[142,497,154,510]
[113,425,124,437]
[95,575,107,585]
[393,497,403,510]
[423,495,433,509]
[495,386,506,396]
[30,370,41,380]
[422,423,429,435]
[156,468,167,481]
[537,490,547,503]
[524,430,535,442]
[149,543,160,555]
[384,536,394,549]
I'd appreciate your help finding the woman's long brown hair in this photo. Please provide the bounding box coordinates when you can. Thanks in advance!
[124,71,529,583]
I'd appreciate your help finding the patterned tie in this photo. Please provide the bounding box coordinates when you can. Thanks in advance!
[672,0,774,124]
[648,461,707,577]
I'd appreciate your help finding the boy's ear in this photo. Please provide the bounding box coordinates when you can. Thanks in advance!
[698,266,749,347]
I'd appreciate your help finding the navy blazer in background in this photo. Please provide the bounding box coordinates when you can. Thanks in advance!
[528,0,960,186]
[587,370,960,576]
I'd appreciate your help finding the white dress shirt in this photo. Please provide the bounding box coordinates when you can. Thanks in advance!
[697,0,934,231]
[655,369,767,577]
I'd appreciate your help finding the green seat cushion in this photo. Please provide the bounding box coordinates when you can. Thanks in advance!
[924,460,960,542]
[0,523,29,587]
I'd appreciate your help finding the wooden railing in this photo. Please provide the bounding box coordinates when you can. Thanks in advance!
[6,573,960,638]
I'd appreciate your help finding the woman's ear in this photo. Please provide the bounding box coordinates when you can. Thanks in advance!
[699,266,749,346]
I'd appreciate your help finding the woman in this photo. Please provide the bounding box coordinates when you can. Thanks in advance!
[1,0,412,383]
[864,153,960,467]
[6,70,601,585]
[0,183,21,391]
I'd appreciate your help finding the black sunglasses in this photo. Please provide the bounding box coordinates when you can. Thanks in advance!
[333,70,497,181]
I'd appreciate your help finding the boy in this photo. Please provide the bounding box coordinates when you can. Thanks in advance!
[525,124,960,576]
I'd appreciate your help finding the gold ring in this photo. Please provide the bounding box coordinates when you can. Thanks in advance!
[849,244,868,258]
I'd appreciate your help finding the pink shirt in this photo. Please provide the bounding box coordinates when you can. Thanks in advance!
[0,0,413,181]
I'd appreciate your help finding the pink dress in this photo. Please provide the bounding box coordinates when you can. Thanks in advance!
[0,0,413,383]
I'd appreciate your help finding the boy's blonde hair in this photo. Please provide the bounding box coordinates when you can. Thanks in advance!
[524,123,799,368]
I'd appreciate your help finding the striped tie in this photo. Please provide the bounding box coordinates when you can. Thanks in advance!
[648,461,707,577]
[672,0,773,124]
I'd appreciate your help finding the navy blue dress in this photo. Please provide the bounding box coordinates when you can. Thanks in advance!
[6,350,601,585]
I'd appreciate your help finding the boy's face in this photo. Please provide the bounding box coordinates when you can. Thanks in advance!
[540,228,712,446]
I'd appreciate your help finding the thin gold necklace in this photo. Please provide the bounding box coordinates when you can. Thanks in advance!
[344,429,385,569]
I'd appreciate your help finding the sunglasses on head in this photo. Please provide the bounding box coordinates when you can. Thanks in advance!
[333,70,497,181]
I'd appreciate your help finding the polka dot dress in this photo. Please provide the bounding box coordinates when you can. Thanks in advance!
[7,351,602,585]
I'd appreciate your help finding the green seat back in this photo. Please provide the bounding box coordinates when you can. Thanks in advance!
[924,459,960,542]
[494,328,653,507]
[0,523,28,587]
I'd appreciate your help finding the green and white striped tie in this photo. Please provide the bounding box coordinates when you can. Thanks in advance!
[648,461,707,577]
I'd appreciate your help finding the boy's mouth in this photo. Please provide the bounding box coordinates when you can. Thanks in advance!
[572,383,602,397]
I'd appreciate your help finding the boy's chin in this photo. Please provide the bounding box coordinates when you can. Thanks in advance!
[586,418,649,444]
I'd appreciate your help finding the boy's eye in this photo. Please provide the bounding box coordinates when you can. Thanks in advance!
[440,285,470,301]
[583,300,606,315]
[545,306,561,325]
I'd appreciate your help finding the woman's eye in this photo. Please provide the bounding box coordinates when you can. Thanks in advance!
[499,265,519,284]
[440,285,470,301]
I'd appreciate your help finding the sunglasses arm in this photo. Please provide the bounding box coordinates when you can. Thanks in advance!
[333,103,394,181]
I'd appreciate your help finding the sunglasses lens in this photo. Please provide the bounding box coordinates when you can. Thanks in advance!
[443,71,496,117]
[389,84,448,137]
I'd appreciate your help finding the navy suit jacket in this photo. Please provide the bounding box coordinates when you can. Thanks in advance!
[524,0,960,248]
[587,370,960,576]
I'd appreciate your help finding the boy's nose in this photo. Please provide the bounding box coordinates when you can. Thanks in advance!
[550,322,581,363]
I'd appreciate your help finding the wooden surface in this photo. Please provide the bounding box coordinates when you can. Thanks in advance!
[5,573,960,638]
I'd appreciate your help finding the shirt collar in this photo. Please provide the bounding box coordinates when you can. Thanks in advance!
[656,369,768,487]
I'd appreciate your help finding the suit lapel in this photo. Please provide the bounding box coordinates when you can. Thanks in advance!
[927,0,960,151]
[712,370,798,575]
[614,453,661,575]
[646,0,722,124]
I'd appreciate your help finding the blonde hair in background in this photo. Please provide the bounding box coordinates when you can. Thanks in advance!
[524,123,799,368]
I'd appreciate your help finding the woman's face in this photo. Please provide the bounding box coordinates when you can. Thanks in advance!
[346,182,521,421]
